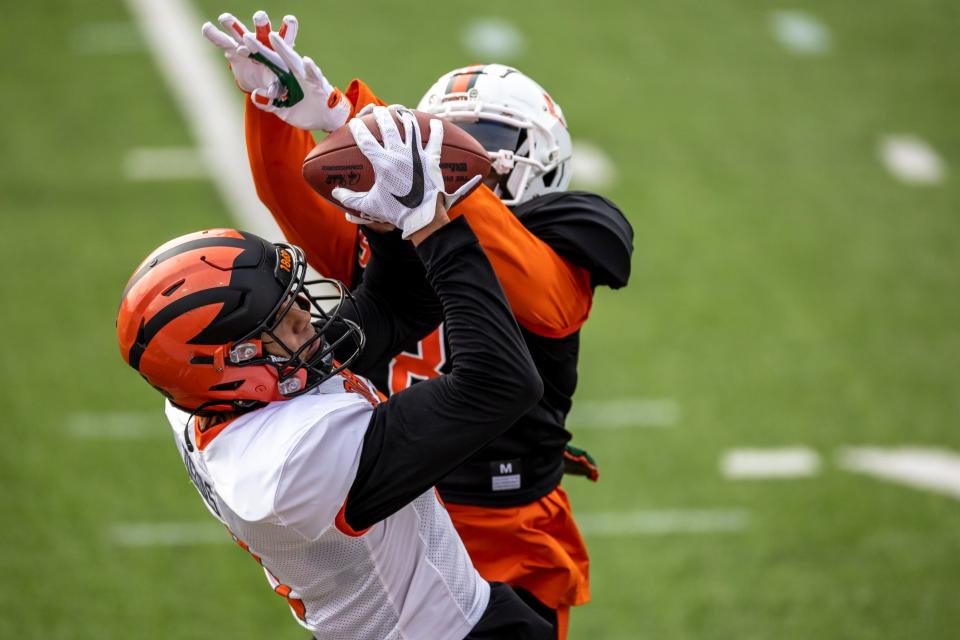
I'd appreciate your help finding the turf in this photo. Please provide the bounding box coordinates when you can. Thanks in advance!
[3,0,959,638]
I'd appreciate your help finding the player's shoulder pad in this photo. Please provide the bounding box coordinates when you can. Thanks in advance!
[513,191,634,289]
[202,392,373,525]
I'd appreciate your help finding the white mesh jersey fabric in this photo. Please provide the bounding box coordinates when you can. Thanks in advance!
[164,373,490,639]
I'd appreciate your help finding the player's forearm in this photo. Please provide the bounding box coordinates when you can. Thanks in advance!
[244,102,358,284]
[414,216,543,418]
[344,217,542,529]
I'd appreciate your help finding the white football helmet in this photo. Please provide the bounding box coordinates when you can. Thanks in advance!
[417,64,572,206]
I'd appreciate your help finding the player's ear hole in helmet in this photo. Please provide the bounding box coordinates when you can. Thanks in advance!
[417,63,572,206]
[116,229,365,418]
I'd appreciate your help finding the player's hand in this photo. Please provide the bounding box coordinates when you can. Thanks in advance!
[241,29,352,132]
[332,107,481,239]
[201,11,296,99]
[563,444,600,482]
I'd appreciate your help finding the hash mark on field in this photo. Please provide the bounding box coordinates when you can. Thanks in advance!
[124,147,207,181]
[569,398,679,429]
[770,11,831,55]
[838,447,960,500]
[570,141,617,189]
[879,136,945,185]
[722,447,821,479]
[577,509,749,536]
[72,21,143,54]
[109,522,227,546]
[67,412,164,439]
[461,18,525,59]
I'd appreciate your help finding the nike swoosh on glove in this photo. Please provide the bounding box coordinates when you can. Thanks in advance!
[331,106,481,238]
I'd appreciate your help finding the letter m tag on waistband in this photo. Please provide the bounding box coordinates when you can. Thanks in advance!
[490,459,522,492]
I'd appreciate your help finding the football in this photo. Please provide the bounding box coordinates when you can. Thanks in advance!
[302,109,492,215]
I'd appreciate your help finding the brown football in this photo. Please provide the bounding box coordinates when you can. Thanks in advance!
[302,110,491,216]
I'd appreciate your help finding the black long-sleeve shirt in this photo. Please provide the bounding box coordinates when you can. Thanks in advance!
[330,217,544,530]
[332,192,633,507]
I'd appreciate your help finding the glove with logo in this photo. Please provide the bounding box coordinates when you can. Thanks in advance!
[241,29,352,132]
[201,11,297,103]
[332,107,481,238]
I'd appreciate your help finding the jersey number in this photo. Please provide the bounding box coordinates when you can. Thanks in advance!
[357,229,371,269]
[387,325,446,395]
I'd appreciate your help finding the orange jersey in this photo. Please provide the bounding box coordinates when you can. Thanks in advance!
[244,79,592,338]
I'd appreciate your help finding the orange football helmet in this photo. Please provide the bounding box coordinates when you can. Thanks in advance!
[117,229,364,414]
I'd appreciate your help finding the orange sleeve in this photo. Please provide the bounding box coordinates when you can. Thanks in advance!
[244,98,358,284]
[243,78,388,283]
[344,78,387,117]
[450,186,593,338]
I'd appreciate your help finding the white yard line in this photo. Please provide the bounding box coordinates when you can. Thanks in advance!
[124,147,208,181]
[770,10,831,55]
[67,412,164,439]
[577,509,749,536]
[722,447,821,479]
[879,135,945,185]
[124,0,283,241]
[569,398,679,429]
[109,522,228,546]
[838,447,960,500]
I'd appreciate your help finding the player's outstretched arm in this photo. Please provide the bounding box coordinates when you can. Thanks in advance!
[342,213,542,531]
[244,101,360,284]
[204,10,375,283]
[230,11,386,283]
[321,109,541,531]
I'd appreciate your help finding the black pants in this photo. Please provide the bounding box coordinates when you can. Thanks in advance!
[465,582,554,640]
[513,588,558,637]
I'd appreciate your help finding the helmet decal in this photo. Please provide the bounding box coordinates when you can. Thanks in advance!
[542,93,567,128]
[127,286,242,371]
[444,64,486,94]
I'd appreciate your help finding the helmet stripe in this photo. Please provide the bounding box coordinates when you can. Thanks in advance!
[128,287,240,371]
[445,65,486,94]
[121,236,252,300]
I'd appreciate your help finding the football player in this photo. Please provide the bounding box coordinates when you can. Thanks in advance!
[118,108,553,639]
[203,12,634,638]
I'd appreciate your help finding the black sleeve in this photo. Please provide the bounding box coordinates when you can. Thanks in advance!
[344,217,544,530]
[329,227,443,373]
[512,191,634,289]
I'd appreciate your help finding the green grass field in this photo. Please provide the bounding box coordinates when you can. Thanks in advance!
[3,0,959,638]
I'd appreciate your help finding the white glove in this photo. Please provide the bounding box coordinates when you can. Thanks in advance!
[332,107,482,238]
[241,30,352,132]
[201,11,296,101]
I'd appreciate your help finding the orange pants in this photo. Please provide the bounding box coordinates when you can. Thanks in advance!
[445,486,589,638]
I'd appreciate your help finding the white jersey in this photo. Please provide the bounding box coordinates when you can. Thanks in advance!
[164,373,489,639]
